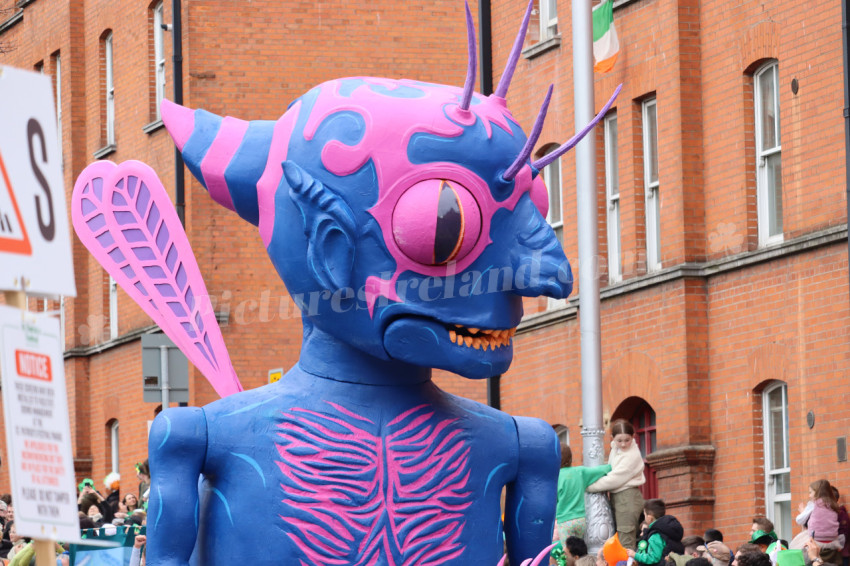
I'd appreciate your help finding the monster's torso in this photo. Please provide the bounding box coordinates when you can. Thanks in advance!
[191,365,519,565]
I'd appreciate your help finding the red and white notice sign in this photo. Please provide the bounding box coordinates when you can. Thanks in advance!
[0,304,79,540]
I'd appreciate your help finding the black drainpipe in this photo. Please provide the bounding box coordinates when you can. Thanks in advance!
[173,0,185,227]
[843,0,850,300]
[478,0,501,410]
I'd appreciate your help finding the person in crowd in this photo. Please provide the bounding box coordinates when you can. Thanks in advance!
[805,539,841,566]
[831,487,850,566]
[136,461,150,509]
[587,419,646,550]
[668,536,706,566]
[577,555,598,566]
[4,522,27,563]
[752,516,786,559]
[704,530,724,544]
[0,519,13,560]
[0,500,7,531]
[129,534,146,566]
[698,540,734,566]
[738,552,773,566]
[796,480,842,564]
[554,439,612,544]
[567,537,589,561]
[101,472,121,524]
[733,543,764,566]
[685,558,713,566]
[627,499,684,566]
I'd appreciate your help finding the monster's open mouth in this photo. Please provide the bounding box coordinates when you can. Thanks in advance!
[447,324,516,350]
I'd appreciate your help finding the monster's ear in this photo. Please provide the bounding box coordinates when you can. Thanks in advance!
[283,161,356,292]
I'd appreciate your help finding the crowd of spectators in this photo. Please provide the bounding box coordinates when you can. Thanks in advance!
[0,459,151,566]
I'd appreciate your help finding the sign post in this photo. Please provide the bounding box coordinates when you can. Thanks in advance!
[0,64,77,565]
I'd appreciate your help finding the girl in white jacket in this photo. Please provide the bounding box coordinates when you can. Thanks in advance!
[587,419,646,550]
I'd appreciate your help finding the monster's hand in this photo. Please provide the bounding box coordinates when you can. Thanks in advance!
[147,407,207,566]
[505,417,560,565]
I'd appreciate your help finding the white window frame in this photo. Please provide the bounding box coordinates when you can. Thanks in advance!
[105,33,115,146]
[543,155,564,245]
[642,98,660,271]
[542,151,565,309]
[754,61,783,247]
[109,420,120,474]
[153,2,166,120]
[604,112,621,283]
[763,381,791,542]
[539,0,558,41]
[54,53,62,165]
[109,275,118,339]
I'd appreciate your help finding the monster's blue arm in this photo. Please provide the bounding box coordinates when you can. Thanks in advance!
[505,417,560,564]
[147,407,208,566]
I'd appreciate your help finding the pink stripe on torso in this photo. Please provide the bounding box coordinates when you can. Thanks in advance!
[200,116,250,213]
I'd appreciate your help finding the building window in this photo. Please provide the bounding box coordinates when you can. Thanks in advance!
[104,32,115,146]
[763,381,791,541]
[642,98,660,271]
[109,420,120,474]
[604,111,621,283]
[539,0,558,41]
[52,52,62,165]
[540,145,563,245]
[630,401,658,500]
[754,61,782,246]
[109,275,118,339]
[153,2,166,120]
[35,61,44,74]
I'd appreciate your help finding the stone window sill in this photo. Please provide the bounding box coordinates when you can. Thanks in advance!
[522,35,561,60]
[143,119,164,134]
[93,143,117,159]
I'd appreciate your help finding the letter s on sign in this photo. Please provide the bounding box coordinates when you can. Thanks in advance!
[27,118,54,242]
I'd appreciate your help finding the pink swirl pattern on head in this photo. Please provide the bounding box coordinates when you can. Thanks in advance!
[71,160,243,398]
[293,78,539,314]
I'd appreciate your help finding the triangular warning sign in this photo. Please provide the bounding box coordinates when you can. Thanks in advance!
[0,149,32,255]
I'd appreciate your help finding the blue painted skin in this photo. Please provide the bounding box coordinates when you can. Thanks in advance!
[147,78,573,565]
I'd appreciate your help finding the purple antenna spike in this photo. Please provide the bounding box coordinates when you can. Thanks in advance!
[494,0,534,99]
[532,83,623,171]
[459,2,477,111]
[503,84,554,181]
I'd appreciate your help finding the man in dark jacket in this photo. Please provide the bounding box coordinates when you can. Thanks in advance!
[628,499,685,566]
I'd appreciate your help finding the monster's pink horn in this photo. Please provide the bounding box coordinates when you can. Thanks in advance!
[161,98,276,227]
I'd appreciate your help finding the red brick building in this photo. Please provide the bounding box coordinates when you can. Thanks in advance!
[1,0,848,549]
[492,0,850,545]
[0,0,480,502]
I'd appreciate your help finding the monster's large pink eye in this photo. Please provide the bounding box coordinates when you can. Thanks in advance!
[392,179,482,266]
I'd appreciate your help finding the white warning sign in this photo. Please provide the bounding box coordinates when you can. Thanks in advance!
[0,65,75,297]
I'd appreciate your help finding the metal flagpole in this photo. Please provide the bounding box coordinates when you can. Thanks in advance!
[572,0,615,553]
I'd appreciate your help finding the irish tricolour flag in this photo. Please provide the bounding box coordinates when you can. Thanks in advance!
[593,0,619,73]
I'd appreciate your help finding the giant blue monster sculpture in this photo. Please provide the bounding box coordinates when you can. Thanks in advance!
[71,2,618,564]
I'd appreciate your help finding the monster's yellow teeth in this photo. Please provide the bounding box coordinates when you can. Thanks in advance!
[449,324,517,349]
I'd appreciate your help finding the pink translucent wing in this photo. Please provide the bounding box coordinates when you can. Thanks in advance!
[71,160,243,397]
[73,161,163,326]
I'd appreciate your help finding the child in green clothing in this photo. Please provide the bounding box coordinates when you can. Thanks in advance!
[553,440,612,546]
[627,499,684,566]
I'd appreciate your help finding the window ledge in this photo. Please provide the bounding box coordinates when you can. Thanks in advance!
[0,9,23,35]
[143,119,164,134]
[93,143,117,159]
[522,35,561,60]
